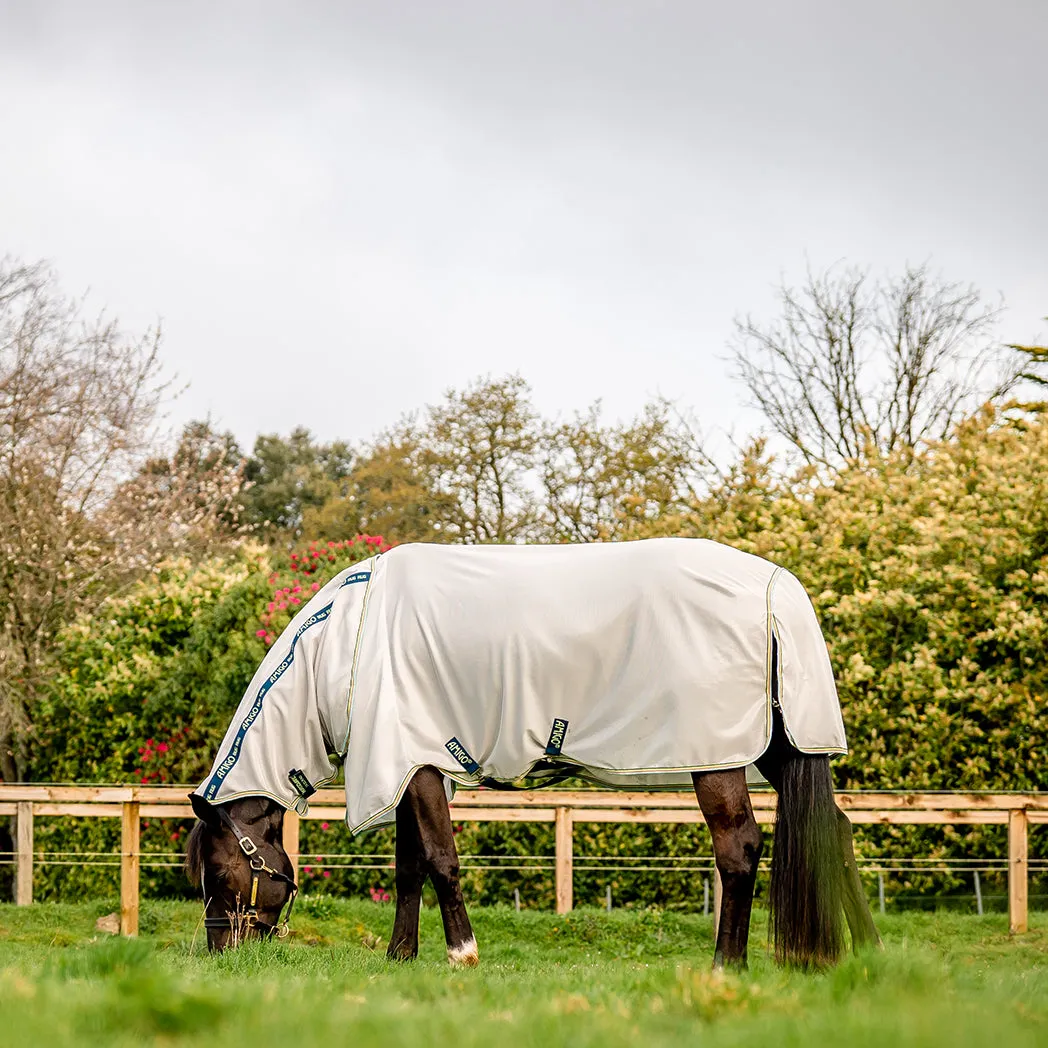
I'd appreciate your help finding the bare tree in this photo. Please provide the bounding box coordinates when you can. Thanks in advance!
[0,259,238,782]
[730,263,1019,467]
[108,419,246,560]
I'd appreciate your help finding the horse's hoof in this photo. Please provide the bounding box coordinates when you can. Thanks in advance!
[447,937,479,967]
[386,940,418,962]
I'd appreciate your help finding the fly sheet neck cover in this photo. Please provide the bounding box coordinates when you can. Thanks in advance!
[196,538,846,833]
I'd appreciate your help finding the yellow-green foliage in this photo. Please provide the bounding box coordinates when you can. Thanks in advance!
[37,548,269,784]
[635,407,1048,793]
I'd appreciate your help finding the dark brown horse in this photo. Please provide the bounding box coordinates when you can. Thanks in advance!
[185,706,879,967]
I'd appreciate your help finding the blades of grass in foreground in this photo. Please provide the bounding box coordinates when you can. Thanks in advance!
[0,902,1044,1048]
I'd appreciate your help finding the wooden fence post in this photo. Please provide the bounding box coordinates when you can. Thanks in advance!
[1008,808,1028,935]
[555,806,573,914]
[15,802,33,905]
[120,801,140,937]
[282,810,300,883]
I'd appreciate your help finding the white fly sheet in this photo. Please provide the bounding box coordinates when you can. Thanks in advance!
[196,539,846,833]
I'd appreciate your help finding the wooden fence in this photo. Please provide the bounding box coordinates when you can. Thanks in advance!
[2,785,1045,938]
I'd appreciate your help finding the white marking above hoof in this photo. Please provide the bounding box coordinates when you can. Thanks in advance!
[447,937,479,967]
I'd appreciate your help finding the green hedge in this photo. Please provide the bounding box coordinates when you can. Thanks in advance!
[25,411,1048,906]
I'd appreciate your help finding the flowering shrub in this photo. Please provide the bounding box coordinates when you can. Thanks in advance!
[32,534,390,900]
[256,535,390,647]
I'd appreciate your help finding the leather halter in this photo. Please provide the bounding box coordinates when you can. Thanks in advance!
[202,806,299,939]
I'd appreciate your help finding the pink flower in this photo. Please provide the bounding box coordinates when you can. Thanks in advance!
[320,822,329,831]
[304,866,313,874]
[256,629,267,638]
[267,602,275,612]
[289,597,300,605]
[323,870,331,879]
[311,582,320,591]
[157,742,168,753]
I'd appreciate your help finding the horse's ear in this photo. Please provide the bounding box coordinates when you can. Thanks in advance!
[190,793,222,830]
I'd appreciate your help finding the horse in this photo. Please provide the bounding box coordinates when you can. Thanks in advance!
[185,538,880,967]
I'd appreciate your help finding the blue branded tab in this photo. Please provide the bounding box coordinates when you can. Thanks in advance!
[445,737,480,775]
[545,718,569,756]
[288,768,316,798]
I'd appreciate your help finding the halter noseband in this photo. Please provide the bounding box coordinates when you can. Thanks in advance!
[202,807,299,939]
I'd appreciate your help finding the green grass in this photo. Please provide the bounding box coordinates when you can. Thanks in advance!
[0,899,1045,1047]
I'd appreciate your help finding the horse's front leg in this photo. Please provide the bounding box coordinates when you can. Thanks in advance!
[398,765,478,967]
[693,768,762,969]
[387,783,427,960]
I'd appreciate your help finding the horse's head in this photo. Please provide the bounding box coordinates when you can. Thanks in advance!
[186,794,298,952]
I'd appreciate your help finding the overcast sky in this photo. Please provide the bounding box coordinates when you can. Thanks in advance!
[2,1,1045,456]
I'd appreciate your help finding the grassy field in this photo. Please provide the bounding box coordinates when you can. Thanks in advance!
[0,899,1045,1047]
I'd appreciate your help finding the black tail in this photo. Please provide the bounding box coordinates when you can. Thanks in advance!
[768,749,845,968]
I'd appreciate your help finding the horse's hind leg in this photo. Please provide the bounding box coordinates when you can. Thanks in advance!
[398,765,478,967]
[388,785,427,960]
[692,768,763,969]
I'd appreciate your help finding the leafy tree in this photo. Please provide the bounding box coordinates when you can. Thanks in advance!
[239,427,353,537]
[1015,341,1048,384]
[540,399,710,542]
[418,374,540,543]
[306,375,541,545]
[1008,320,1047,409]
[302,428,455,545]
[309,377,713,546]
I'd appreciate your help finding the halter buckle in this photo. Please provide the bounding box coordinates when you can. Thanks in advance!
[238,835,258,856]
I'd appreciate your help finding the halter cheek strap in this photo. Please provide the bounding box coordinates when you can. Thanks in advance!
[202,808,299,938]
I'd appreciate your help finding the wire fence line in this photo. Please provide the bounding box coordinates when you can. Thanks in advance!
[4,849,1046,876]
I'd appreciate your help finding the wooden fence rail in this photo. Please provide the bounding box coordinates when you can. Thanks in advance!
[2,786,1045,937]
